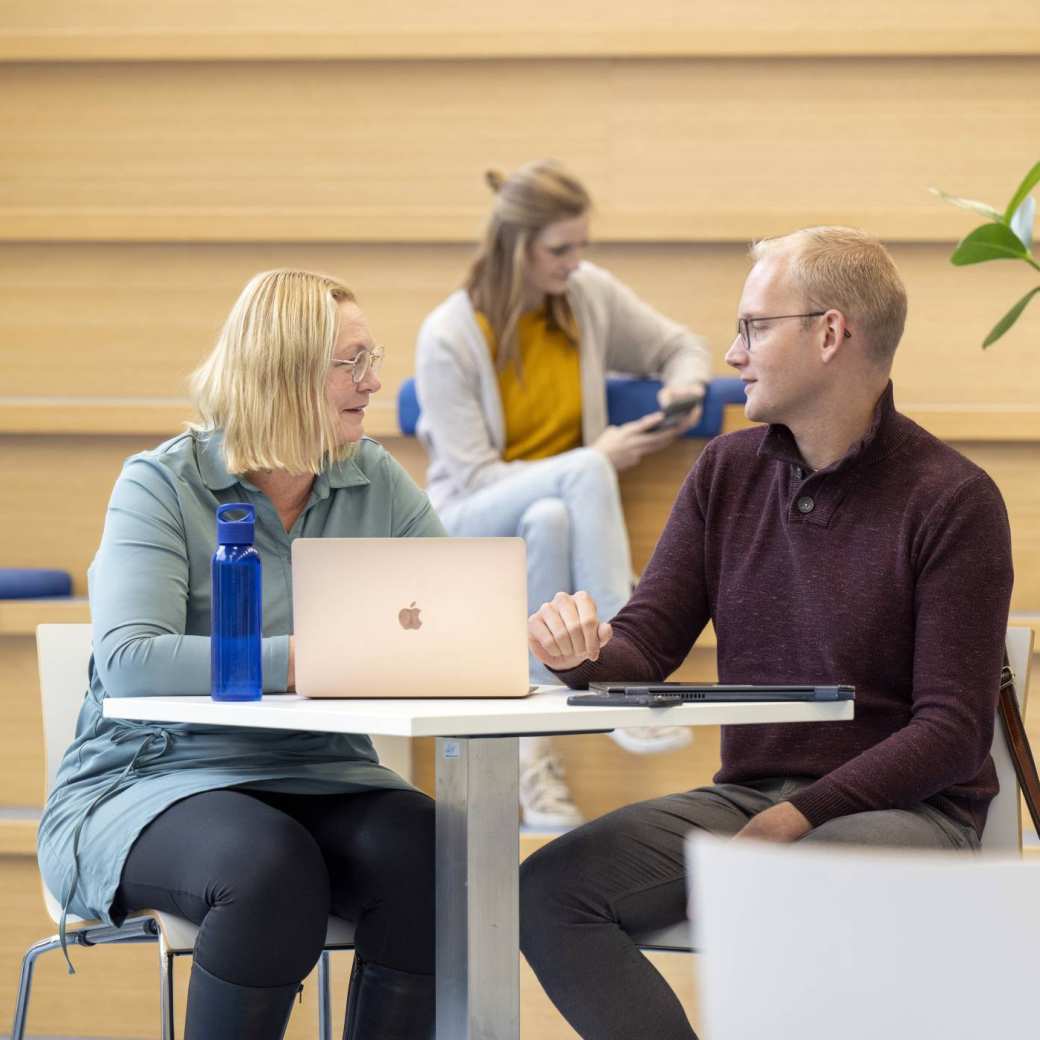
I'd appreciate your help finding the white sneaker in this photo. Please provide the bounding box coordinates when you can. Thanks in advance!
[519,754,585,830]
[609,726,693,756]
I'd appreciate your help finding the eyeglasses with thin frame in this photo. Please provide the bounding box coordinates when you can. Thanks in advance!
[330,346,385,385]
[735,312,852,352]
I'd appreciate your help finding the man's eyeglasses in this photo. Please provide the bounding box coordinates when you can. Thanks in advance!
[735,312,852,352]
[330,347,385,385]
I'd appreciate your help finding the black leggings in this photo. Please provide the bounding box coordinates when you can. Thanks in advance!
[114,787,435,988]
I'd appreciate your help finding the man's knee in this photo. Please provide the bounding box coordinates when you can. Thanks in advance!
[519,837,574,956]
[519,824,603,933]
[519,808,644,951]
[520,497,571,543]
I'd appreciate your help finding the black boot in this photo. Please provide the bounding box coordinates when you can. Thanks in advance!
[184,961,300,1040]
[342,955,434,1040]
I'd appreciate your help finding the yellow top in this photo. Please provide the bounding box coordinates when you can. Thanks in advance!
[475,309,583,462]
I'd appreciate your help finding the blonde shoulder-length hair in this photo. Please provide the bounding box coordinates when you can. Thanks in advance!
[190,268,356,476]
[465,159,590,374]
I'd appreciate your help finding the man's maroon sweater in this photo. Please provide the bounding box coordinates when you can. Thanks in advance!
[561,384,1014,836]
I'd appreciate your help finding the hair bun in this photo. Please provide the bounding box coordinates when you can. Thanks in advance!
[484,169,506,193]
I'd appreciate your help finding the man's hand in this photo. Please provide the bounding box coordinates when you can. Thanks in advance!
[528,590,613,672]
[592,412,683,471]
[733,801,811,843]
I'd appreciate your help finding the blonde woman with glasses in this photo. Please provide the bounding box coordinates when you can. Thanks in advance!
[416,160,712,828]
[38,270,441,1040]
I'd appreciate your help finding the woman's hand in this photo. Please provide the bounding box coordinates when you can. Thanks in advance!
[592,413,682,471]
[657,383,705,434]
[528,591,613,672]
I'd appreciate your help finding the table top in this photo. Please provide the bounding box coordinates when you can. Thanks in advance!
[103,686,853,737]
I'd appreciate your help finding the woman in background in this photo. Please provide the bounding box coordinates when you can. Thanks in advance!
[415,160,712,827]
[38,270,439,1039]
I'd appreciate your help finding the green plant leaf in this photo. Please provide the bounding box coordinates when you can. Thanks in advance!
[950,222,1029,266]
[1002,160,1040,224]
[982,285,1040,348]
[929,187,1002,222]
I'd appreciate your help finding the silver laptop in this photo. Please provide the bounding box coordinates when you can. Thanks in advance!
[291,537,531,698]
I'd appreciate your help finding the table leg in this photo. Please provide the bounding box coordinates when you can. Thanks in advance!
[435,735,520,1040]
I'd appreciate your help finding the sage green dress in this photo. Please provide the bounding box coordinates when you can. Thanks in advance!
[37,430,445,929]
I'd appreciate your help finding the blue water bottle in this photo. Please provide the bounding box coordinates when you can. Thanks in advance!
[211,502,262,701]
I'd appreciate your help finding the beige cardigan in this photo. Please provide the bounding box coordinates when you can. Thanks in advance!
[414,261,712,513]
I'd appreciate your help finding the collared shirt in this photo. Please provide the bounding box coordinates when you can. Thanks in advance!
[38,430,445,926]
[560,383,1014,837]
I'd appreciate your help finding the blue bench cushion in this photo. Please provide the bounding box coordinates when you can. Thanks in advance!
[603,378,746,438]
[398,379,422,437]
[396,376,745,438]
[0,568,72,599]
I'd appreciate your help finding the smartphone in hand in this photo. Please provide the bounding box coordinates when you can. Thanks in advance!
[646,393,704,433]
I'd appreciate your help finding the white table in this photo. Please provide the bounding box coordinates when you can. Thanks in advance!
[104,687,853,1039]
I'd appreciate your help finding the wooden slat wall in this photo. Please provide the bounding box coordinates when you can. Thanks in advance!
[2,243,1040,408]
[1,6,1038,1035]
[1,59,1038,241]
[3,0,1039,58]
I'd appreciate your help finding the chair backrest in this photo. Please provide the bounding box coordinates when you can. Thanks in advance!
[982,625,1035,852]
[688,831,1040,1039]
[36,623,94,795]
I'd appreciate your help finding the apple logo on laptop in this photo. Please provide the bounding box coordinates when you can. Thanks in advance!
[398,602,422,630]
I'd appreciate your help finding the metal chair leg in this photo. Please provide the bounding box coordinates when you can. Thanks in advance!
[10,934,65,1040]
[317,950,333,1040]
[158,935,177,1040]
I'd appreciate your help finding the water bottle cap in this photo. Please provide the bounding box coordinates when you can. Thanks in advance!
[216,502,256,545]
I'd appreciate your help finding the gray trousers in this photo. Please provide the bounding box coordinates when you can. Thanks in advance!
[519,778,978,1040]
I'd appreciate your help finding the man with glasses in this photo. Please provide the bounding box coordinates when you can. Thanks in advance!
[518,226,1014,1040]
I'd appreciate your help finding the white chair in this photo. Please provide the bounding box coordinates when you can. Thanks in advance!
[635,624,1035,953]
[688,830,1040,1038]
[982,624,1034,852]
[11,623,355,1040]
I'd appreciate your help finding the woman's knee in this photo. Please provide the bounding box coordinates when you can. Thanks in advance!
[338,791,436,933]
[519,497,571,543]
[347,789,434,870]
[195,813,331,985]
[344,792,436,973]
[230,812,329,910]
[568,447,619,491]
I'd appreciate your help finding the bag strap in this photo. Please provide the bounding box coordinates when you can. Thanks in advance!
[997,649,1040,838]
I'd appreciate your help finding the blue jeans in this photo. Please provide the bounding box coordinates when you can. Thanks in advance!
[439,447,632,692]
